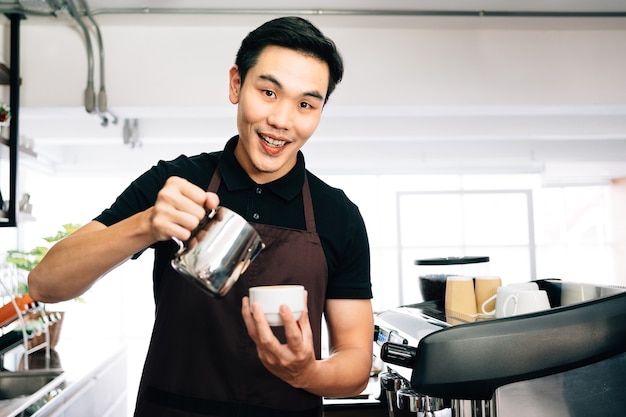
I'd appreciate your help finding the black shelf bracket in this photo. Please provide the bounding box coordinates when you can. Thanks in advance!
[1,13,24,227]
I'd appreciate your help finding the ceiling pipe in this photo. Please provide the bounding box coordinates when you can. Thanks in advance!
[62,0,96,114]
[0,3,626,18]
[0,0,626,18]
[1,4,626,18]
[76,0,106,113]
[123,118,140,148]
[2,1,119,125]
[75,0,118,126]
[86,7,626,18]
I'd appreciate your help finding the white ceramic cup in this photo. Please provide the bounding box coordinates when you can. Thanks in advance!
[445,276,477,317]
[508,282,540,291]
[480,282,539,315]
[502,289,551,317]
[249,285,305,326]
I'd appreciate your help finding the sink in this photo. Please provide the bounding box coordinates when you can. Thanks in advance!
[0,370,64,400]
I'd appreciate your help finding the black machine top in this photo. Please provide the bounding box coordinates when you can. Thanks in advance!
[381,280,626,400]
[415,256,489,266]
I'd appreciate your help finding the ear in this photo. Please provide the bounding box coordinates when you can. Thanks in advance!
[229,65,241,104]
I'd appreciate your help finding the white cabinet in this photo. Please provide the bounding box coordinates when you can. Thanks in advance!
[37,348,127,417]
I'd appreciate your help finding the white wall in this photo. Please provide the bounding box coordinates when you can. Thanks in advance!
[16,16,626,107]
[3,14,625,182]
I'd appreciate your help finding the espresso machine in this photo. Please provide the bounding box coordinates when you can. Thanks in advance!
[374,279,626,417]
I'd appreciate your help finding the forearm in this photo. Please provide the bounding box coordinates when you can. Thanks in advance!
[28,211,156,302]
[297,299,374,398]
[299,347,372,398]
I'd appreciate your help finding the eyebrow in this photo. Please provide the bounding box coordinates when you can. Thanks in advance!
[259,74,325,102]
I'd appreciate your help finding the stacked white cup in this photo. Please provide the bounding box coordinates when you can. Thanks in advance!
[481,282,551,318]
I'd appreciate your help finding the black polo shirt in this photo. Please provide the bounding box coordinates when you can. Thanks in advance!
[95,136,372,300]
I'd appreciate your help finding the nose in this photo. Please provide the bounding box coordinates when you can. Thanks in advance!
[267,100,294,130]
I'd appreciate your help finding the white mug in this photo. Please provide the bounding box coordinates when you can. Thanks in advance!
[508,282,540,291]
[502,289,551,317]
[480,282,539,316]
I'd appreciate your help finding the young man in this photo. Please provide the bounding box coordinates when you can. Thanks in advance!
[29,16,373,417]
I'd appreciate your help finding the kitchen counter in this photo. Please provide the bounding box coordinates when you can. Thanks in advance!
[0,339,127,417]
[323,374,388,416]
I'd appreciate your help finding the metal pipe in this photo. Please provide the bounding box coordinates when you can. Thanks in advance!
[87,7,626,18]
[99,110,118,127]
[64,0,96,113]
[77,0,107,113]
[1,4,625,18]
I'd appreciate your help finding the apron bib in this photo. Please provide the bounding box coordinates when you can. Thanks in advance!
[135,169,328,417]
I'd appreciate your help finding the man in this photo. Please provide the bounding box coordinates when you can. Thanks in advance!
[29,16,373,417]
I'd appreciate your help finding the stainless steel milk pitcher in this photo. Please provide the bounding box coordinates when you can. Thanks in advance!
[171,206,265,298]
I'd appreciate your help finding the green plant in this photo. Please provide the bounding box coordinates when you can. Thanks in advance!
[5,223,82,300]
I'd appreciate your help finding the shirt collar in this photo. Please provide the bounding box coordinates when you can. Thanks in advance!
[218,136,306,202]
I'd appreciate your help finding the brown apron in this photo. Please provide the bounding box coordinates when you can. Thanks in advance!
[134,169,328,417]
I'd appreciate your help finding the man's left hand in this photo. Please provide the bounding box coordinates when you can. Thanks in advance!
[241,290,318,388]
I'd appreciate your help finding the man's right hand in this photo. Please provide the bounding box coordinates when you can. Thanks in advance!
[150,176,220,242]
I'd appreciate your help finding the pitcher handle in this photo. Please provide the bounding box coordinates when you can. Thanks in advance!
[173,208,217,253]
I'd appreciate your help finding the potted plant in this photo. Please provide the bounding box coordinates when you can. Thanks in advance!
[4,223,82,348]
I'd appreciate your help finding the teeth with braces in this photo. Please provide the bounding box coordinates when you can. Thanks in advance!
[261,134,286,147]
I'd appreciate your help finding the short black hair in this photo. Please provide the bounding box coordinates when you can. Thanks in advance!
[235,16,343,103]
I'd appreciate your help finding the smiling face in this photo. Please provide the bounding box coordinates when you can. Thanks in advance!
[229,45,330,184]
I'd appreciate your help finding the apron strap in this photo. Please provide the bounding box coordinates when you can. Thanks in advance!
[207,167,222,194]
[301,175,316,233]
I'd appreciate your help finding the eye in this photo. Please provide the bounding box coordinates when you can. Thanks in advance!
[263,90,276,98]
[299,102,313,109]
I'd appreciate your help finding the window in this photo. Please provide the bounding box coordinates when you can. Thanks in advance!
[398,190,534,306]
[322,174,615,311]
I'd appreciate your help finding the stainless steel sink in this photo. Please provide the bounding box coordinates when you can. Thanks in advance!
[0,370,64,400]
